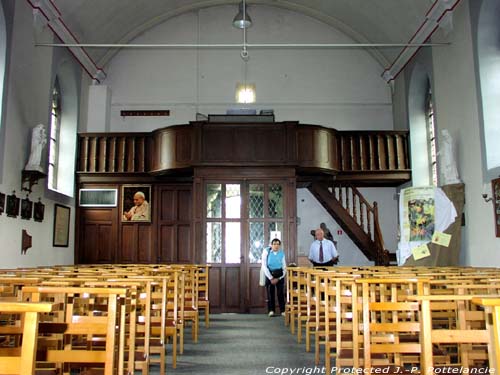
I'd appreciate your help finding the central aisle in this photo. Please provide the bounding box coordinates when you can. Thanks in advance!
[167,313,317,375]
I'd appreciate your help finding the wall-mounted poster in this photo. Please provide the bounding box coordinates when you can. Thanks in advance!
[53,204,70,247]
[122,185,151,222]
[6,192,20,218]
[21,197,33,220]
[34,199,45,222]
[492,178,500,238]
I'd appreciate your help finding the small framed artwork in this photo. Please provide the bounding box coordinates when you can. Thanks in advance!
[34,199,45,222]
[6,192,20,218]
[122,185,151,222]
[53,204,70,247]
[21,197,33,220]
[493,177,500,238]
[0,192,5,215]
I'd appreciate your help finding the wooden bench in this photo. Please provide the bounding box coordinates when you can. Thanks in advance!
[0,302,54,375]
[22,286,127,375]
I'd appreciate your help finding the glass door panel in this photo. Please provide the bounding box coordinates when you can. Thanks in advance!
[249,222,264,263]
[225,184,241,219]
[206,222,222,263]
[206,184,222,218]
[225,222,241,263]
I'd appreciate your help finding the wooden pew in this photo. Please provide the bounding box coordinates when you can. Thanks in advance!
[417,294,495,374]
[22,286,127,375]
[471,297,500,372]
[0,302,54,375]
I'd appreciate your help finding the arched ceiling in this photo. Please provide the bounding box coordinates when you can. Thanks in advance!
[50,0,434,68]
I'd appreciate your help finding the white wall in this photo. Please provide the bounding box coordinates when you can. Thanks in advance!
[392,0,500,266]
[430,0,500,266]
[0,1,76,268]
[97,5,392,132]
[297,187,398,266]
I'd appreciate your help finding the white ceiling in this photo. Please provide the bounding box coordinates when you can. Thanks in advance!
[51,0,434,67]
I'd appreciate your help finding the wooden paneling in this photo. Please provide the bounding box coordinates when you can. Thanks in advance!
[77,134,149,173]
[156,184,193,263]
[208,267,222,310]
[159,225,175,263]
[78,123,411,185]
[224,267,241,310]
[78,208,116,264]
[120,225,136,262]
[137,225,151,262]
[248,267,266,311]
[176,225,191,263]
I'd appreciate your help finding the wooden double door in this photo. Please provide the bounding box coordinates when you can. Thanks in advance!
[195,171,296,313]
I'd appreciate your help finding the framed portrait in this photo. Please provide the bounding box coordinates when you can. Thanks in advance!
[6,192,20,218]
[34,200,45,222]
[0,192,4,215]
[493,178,500,238]
[53,204,70,247]
[122,185,151,222]
[21,197,33,220]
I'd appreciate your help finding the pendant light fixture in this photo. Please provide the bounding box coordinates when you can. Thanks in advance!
[233,1,252,29]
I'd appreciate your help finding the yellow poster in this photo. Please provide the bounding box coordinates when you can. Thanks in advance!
[412,244,431,260]
[431,231,451,247]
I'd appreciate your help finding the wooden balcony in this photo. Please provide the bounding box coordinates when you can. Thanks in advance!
[77,122,410,186]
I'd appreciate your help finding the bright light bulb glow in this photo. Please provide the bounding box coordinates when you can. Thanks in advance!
[236,83,256,103]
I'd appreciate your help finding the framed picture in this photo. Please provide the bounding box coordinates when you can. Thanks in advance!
[21,197,33,220]
[53,204,70,247]
[122,185,151,222]
[34,200,45,222]
[6,192,20,218]
[0,192,4,215]
[493,178,500,238]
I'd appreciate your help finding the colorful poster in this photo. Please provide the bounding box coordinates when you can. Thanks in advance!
[402,187,435,242]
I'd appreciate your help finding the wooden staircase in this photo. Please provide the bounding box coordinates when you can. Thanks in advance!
[307,181,392,266]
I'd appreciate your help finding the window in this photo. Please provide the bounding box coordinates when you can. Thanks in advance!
[0,4,6,131]
[426,88,438,186]
[477,0,500,177]
[48,78,61,191]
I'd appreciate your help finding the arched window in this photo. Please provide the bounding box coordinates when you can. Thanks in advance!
[48,78,61,190]
[426,87,438,186]
[47,61,78,197]
[477,0,500,177]
[408,63,436,187]
[0,4,7,130]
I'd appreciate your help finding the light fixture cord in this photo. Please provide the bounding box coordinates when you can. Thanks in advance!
[241,0,249,62]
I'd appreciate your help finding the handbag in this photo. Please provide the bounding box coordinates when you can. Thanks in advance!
[270,269,283,278]
[259,268,266,287]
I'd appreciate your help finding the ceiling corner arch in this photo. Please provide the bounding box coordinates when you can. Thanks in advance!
[96,0,390,69]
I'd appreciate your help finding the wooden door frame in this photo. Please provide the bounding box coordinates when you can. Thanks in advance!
[193,167,297,313]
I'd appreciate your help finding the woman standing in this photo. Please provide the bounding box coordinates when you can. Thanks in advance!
[261,238,286,317]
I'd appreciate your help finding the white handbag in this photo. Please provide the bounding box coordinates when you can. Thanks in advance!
[259,268,266,287]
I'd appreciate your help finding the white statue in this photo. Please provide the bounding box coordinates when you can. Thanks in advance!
[438,129,461,185]
[24,124,47,173]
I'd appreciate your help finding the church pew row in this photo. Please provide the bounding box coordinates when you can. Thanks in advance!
[0,264,211,375]
[285,266,500,373]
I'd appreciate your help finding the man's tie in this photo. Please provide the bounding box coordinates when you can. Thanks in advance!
[319,241,324,263]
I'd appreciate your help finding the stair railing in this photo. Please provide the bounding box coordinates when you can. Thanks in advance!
[331,182,389,265]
